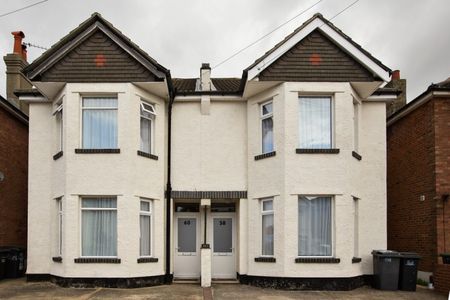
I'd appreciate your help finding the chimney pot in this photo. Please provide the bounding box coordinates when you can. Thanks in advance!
[12,31,25,56]
[392,70,400,80]
[21,44,27,61]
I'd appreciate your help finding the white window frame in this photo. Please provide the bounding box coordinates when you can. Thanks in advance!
[79,197,118,258]
[261,197,274,257]
[353,196,360,257]
[139,198,153,257]
[140,101,156,154]
[297,195,335,258]
[298,96,334,149]
[80,96,118,149]
[54,101,63,152]
[353,99,360,152]
[260,100,274,154]
[56,197,63,256]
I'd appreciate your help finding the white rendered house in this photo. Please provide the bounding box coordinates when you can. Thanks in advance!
[17,13,399,289]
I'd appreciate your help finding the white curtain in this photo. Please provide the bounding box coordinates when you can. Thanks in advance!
[299,97,331,149]
[82,198,117,256]
[298,196,332,256]
[262,117,273,153]
[82,98,118,149]
[140,117,152,153]
[262,213,274,255]
[140,215,151,256]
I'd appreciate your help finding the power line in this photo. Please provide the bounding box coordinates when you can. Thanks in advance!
[256,0,361,71]
[0,0,49,19]
[212,0,324,70]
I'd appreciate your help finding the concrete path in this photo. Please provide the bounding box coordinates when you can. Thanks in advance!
[0,278,446,299]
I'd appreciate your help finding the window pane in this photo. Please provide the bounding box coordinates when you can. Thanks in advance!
[262,214,274,256]
[175,203,199,212]
[83,98,117,108]
[262,117,273,153]
[298,196,332,256]
[211,203,235,213]
[82,209,117,256]
[140,215,151,256]
[262,102,272,115]
[83,108,117,149]
[177,218,196,252]
[140,201,150,212]
[262,200,273,211]
[82,198,116,208]
[299,97,331,149]
[213,218,232,253]
[140,117,152,153]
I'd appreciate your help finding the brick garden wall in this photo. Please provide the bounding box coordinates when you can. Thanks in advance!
[0,105,28,247]
[387,100,437,272]
[434,264,450,294]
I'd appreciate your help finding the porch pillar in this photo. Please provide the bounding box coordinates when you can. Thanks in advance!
[200,199,211,287]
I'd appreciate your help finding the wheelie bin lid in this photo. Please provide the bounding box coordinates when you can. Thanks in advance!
[371,250,402,257]
[400,252,421,259]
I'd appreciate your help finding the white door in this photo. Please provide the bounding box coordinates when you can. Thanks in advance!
[174,213,200,278]
[210,213,236,279]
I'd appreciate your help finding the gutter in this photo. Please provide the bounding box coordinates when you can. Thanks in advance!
[164,70,176,283]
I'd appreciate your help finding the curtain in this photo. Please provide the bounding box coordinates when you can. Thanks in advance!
[298,196,332,256]
[140,215,151,256]
[262,213,274,255]
[262,117,273,153]
[82,98,118,149]
[140,117,152,153]
[299,97,331,149]
[82,198,117,256]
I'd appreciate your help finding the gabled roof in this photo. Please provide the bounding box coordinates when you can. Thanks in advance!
[245,13,392,82]
[23,12,168,81]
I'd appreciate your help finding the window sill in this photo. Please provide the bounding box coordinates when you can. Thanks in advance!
[296,148,340,154]
[74,257,121,264]
[295,257,340,264]
[75,148,120,154]
[53,151,63,160]
[137,150,158,160]
[52,256,62,263]
[254,151,276,161]
[137,257,158,263]
[254,257,276,263]
[352,151,362,160]
[352,257,362,263]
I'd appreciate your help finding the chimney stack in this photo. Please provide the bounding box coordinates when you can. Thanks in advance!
[386,70,406,118]
[4,31,31,114]
[200,63,211,91]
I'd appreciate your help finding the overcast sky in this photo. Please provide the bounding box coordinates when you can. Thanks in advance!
[1,0,449,101]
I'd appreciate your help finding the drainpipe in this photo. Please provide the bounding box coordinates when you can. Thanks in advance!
[164,70,176,283]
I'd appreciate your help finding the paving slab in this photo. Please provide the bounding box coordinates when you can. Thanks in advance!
[211,284,447,300]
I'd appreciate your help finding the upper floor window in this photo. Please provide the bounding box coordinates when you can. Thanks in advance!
[353,100,360,152]
[54,102,63,152]
[82,97,118,149]
[260,101,273,153]
[299,96,332,149]
[140,101,155,154]
[298,196,332,257]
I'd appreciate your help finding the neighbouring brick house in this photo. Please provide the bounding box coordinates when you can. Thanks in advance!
[0,96,28,248]
[387,77,450,294]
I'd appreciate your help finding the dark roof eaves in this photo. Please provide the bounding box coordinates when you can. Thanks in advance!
[0,95,29,124]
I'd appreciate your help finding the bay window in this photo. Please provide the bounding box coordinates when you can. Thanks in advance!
[82,97,118,149]
[54,102,63,152]
[56,197,63,256]
[298,196,332,256]
[139,199,152,257]
[299,96,332,149]
[81,197,117,257]
[261,198,274,256]
[260,101,273,153]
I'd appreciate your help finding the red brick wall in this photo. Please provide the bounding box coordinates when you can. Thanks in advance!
[387,100,437,272]
[434,98,450,256]
[0,105,28,247]
[434,264,450,294]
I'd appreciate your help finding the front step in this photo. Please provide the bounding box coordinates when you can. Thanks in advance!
[212,279,239,284]
[173,278,200,284]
